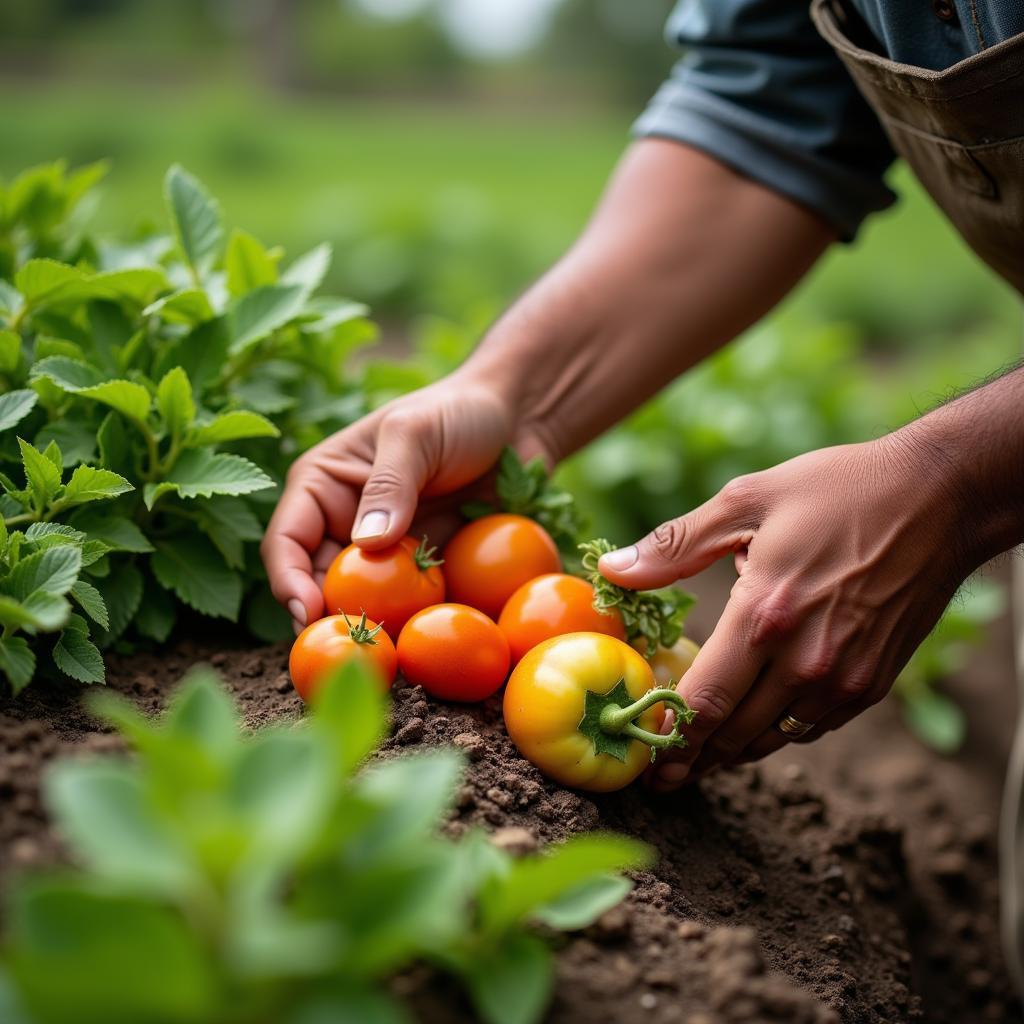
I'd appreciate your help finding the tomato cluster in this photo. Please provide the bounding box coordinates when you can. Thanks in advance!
[287,509,700,793]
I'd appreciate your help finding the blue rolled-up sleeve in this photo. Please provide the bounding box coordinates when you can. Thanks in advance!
[634,0,896,240]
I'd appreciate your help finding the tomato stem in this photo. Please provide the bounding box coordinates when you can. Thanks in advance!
[599,687,697,756]
[413,535,444,571]
[343,611,383,645]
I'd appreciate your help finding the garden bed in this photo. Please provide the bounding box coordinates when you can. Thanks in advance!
[1,564,1020,1024]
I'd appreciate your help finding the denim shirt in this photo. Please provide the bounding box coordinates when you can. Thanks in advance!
[634,0,1024,239]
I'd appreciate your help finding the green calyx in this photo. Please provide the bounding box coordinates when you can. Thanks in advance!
[343,611,383,645]
[413,535,443,571]
[578,538,695,658]
[577,678,697,764]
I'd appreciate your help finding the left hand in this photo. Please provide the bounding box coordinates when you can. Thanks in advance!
[598,433,968,790]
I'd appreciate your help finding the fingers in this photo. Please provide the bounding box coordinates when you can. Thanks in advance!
[648,593,769,791]
[599,475,762,589]
[351,412,435,550]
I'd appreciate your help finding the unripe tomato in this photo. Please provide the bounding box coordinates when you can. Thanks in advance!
[397,603,510,702]
[322,535,445,639]
[443,514,560,620]
[640,635,701,689]
[290,613,396,701]
[498,573,626,665]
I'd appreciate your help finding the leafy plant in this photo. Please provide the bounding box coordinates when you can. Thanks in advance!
[0,160,378,691]
[0,662,650,1024]
[895,575,1006,753]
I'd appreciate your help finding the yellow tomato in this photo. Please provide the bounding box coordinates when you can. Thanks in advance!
[503,632,695,793]
[634,636,701,689]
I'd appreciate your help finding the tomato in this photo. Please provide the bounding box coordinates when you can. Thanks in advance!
[498,573,626,665]
[503,632,695,792]
[322,535,445,639]
[290,613,396,701]
[443,514,560,620]
[397,603,510,702]
[636,635,701,689]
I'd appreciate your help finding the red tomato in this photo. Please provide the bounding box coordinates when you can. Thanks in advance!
[397,603,510,702]
[322,535,445,639]
[498,573,626,665]
[443,514,560,620]
[289,613,396,701]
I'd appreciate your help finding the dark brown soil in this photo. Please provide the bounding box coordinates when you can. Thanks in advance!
[1,564,1021,1024]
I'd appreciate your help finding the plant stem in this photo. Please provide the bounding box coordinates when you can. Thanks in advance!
[2,513,35,528]
[599,687,696,750]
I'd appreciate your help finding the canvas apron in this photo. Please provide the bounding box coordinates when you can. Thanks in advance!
[811,0,1024,996]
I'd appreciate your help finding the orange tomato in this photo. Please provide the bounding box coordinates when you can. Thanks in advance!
[443,514,560,620]
[498,573,626,665]
[322,535,445,639]
[290,613,396,701]
[397,603,510,702]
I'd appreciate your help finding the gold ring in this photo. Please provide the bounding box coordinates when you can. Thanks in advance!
[776,713,815,738]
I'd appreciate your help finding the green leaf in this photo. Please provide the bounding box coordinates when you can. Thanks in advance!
[145,448,273,508]
[30,357,151,422]
[481,834,653,934]
[71,579,109,630]
[162,669,241,755]
[23,522,85,546]
[152,535,242,619]
[92,563,144,645]
[310,660,389,776]
[0,636,35,694]
[6,882,216,1022]
[143,289,215,325]
[86,268,169,306]
[18,437,61,508]
[14,258,83,304]
[0,593,69,634]
[531,875,633,931]
[193,495,263,569]
[902,689,966,754]
[69,510,153,553]
[226,228,279,296]
[245,586,292,643]
[0,391,37,433]
[460,932,553,1024]
[282,242,332,295]
[228,283,306,355]
[156,366,195,442]
[187,409,280,446]
[0,329,20,374]
[301,296,369,333]
[7,544,82,600]
[287,988,411,1024]
[53,626,105,683]
[164,165,223,276]
[134,578,176,642]
[34,418,97,467]
[60,465,133,508]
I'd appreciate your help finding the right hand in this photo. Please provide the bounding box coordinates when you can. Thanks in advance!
[261,372,541,632]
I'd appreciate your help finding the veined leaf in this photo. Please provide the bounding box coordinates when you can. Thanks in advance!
[187,410,279,446]
[68,511,153,554]
[0,636,35,694]
[228,283,306,355]
[71,579,109,630]
[134,579,176,643]
[92,563,143,646]
[151,535,242,619]
[30,357,151,422]
[144,449,273,508]
[18,438,61,509]
[194,495,263,569]
[282,242,331,295]
[7,544,82,601]
[226,228,279,296]
[34,418,97,467]
[143,289,214,325]
[53,627,105,684]
[165,165,223,276]
[0,592,69,634]
[0,391,37,433]
[14,259,84,305]
[156,366,195,442]
[60,466,133,508]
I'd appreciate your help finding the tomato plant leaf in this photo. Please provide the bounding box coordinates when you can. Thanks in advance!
[68,511,153,553]
[459,931,553,1024]
[7,545,82,601]
[133,578,176,642]
[147,448,273,508]
[70,579,109,630]
[34,418,97,467]
[0,391,38,433]
[187,410,280,446]
[530,875,632,931]
[143,288,214,325]
[0,636,36,694]
[17,438,61,509]
[228,283,307,355]
[60,465,133,508]
[91,562,144,645]
[281,242,332,295]
[14,258,83,305]
[156,366,195,443]
[164,164,223,277]
[226,228,279,297]
[151,535,242,620]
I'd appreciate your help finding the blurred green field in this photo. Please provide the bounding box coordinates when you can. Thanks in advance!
[1,80,1019,345]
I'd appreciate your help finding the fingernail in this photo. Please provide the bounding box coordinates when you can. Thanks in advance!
[353,510,389,540]
[287,599,306,626]
[658,763,689,785]
[600,545,638,572]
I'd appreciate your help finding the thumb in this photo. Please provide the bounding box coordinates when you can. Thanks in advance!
[352,413,434,549]
[598,478,760,589]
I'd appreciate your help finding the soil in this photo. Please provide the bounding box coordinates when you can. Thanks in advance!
[1,563,1021,1024]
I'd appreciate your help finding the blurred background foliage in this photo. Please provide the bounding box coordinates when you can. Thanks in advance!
[1,0,1020,534]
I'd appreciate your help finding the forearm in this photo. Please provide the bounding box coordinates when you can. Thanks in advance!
[895,362,1024,570]
[461,138,836,462]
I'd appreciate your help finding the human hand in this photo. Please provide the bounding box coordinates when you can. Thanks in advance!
[262,369,550,632]
[598,433,969,790]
